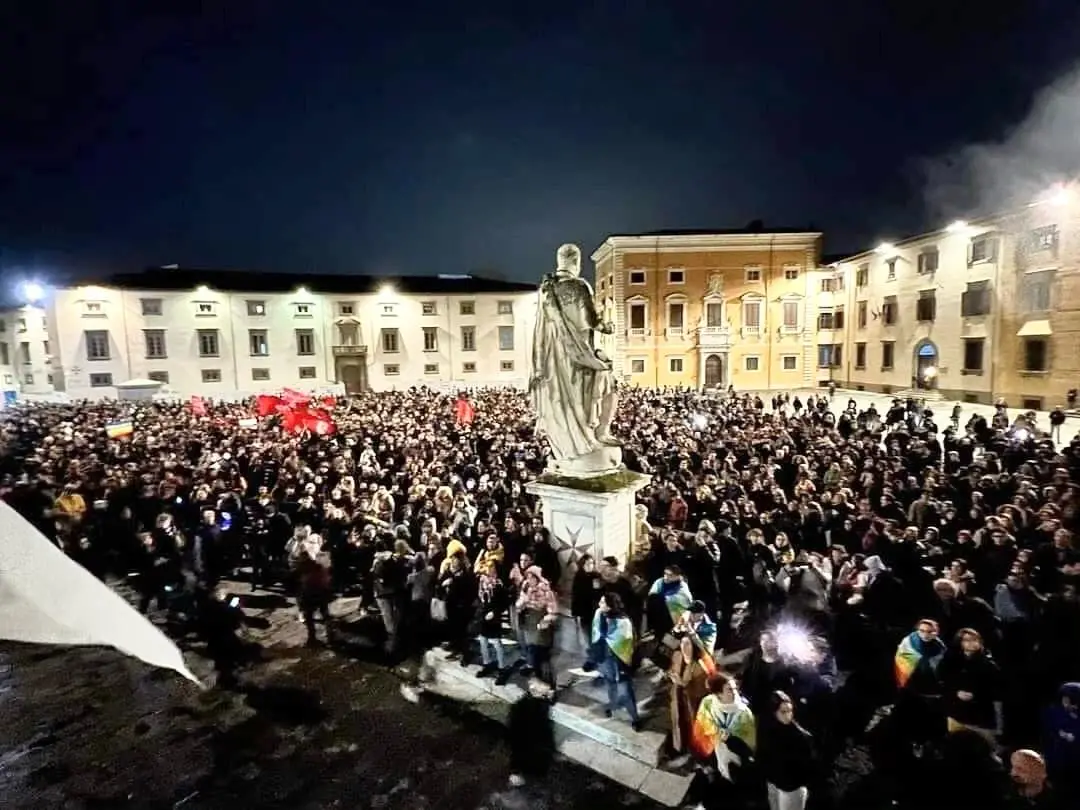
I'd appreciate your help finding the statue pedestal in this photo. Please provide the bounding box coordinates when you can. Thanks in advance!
[526,470,652,650]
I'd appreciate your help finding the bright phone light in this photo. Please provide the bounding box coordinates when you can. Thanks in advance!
[692,413,708,430]
[776,623,816,663]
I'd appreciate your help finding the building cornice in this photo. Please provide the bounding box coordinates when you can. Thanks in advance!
[591,232,822,263]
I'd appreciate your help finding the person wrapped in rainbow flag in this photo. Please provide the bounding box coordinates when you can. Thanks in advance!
[895,618,946,690]
[647,564,693,640]
[591,592,642,731]
[690,672,757,782]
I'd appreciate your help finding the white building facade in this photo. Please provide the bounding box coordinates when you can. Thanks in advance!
[3,270,538,399]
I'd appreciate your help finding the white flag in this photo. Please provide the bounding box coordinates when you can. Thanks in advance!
[0,500,200,685]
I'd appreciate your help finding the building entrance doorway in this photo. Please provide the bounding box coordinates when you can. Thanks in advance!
[338,363,367,394]
[704,354,724,388]
[914,340,939,389]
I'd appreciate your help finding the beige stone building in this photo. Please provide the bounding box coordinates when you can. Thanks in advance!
[833,184,1080,409]
[590,229,828,390]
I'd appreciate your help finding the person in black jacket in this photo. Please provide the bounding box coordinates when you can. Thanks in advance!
[570,553,601,648]
[757,691,814,810]
[938,627,1002,741]
[507,679,556,789]
[474,570,512,684]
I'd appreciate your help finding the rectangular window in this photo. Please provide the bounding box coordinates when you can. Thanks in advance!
[857,300,868,328]
[881,341,895,370]
[296,329,315,355]
[459,301,475,315]
[668,269,685,284]
[144,329,167,359]
[381,328,399,353]
[784,266,799,280]
[89,373,113,387]
[461,326,476,351]
[782,301,799,329]
[882,296,897,325]
[23,372,32,385]
[631,358,646,374]
[147,371,169,383]
[820,277,837,293]
[0,343,8,365]
[1021,271,1053,313]
[196,302,216,316]
[498,325,515,350]
[249,329,268,356]
[917,248,939,274]
[422,301,437,315]
[462,362,477,373]
[667,301,685,332]
[82,302,103,317]
[1027,224,1059,254]
[18,342,30,364]
[916,290,937,322]
[706,302,724,328]
[1022,397,1044,411]
[629,270,646,285]
[384,363,400,376]
[886,258,897,281]
[381,303,396,316]
[246,300,266,316]
[423,327,438,352]
[140,298,162,316]
[501,360,515,372]
[1023,338,1048,372]
[969,235,997,264]
[745,267,762,283]
[201,369,222,383]
[42,340,49,356]
[855,343,867,369]
[745,356,760,371]
[961,281,992,316]
[669,357,683,373]
[197,329,220,357]
[818,345,833,368]
[497,300,514,315]
[629,303,647,331]
[298,366,317,379]
[963,339,985,373]
[782,355,797,370]
[817,311,835,330]
[424,363,439,374]
[856,264,869,287]
[743,301,762,330]
[251,368,270,381]
[294,303,312,317]
[85,329,110,360]
[338,303,354,316]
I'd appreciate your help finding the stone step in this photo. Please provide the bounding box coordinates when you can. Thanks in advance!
[893,388,946,401]
[420,647,691,807]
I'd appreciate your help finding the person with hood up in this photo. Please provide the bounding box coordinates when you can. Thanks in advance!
[757,691,815,810]
[1043,682,1080,803]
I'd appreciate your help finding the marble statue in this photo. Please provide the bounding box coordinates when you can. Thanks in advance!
[530,244,622,476]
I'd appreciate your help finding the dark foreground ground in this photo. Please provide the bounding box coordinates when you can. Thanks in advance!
[0,594,662,810]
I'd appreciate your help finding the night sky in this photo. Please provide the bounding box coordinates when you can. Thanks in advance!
[2,1,1080,284]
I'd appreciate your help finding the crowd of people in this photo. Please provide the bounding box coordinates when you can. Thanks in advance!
[2,384,1079,810]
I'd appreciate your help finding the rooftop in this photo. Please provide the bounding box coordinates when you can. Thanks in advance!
[69,267,537,295]
[606,223,820,238]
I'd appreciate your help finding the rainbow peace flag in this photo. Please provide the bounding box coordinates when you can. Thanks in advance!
[592,609,634,667]
[105,421,133,439]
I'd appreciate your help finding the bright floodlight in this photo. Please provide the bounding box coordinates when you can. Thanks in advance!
[195,284,210,294]
[296,286,309,297]
[923,366,938,379]
[946,220,968,233]
[776,624,816,663]
[692,413,708,430]
[1045,184,1072,206]
[875,242,895,255]
[19,281,45,303]
[379,284,395,297]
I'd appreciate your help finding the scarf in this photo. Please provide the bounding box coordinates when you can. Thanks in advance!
[520,566,557,614]
[591,609,634,667]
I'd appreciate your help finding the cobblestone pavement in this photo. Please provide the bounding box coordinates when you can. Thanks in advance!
[0,585,664,810]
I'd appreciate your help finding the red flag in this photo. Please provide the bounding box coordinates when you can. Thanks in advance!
[281,406,305,433]
[303,410,336,436]
[256,395,282,416]
[281,388,310,407]
[321,395,336,410]
[455,396,475,425]
[190,395,207,416]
